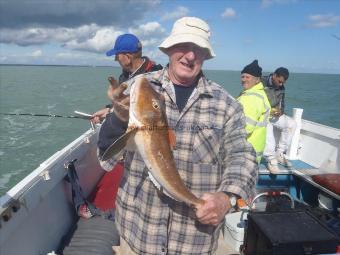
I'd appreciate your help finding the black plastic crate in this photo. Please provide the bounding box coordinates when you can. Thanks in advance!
[243,210,339,255]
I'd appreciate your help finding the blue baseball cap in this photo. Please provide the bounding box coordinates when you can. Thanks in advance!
[106,34,142,56]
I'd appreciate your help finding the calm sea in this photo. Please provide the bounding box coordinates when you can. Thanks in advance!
[0,65,339,196]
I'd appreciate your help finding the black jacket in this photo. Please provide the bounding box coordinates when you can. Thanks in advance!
[261,74,286,113]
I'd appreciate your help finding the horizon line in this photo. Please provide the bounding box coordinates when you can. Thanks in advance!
[0,63,339,75]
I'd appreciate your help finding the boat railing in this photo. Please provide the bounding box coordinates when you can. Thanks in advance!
[250,191,295,210]
[0,127,98,213]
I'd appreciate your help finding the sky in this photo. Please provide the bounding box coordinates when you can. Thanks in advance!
[0,0,339,74]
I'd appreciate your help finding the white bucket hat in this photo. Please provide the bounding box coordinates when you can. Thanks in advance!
[159,17,215,59]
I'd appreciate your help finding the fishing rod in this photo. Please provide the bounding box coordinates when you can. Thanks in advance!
[0,111,93,120]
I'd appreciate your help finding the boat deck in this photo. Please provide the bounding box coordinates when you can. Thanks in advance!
[60,159,339,255]
[62,216,119,255]
[258,158,340,201]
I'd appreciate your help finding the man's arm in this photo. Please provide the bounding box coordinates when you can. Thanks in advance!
[96,111,128,171]
[280,90,285,114]
[91,107,111,124]
[195,101,258,226]
[219,101,258,200]
[96,80,130,170]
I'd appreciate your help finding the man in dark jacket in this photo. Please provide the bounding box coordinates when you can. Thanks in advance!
[91,33,162,124]
[262,67,296,173]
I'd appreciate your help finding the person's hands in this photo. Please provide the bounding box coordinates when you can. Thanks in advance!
[271,108,282,117]
[91,108,110,124]
[195,192,232,226]
[107,76,130,122]
[272,111,282,117]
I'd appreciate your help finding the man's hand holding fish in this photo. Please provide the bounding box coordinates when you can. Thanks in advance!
[195,192,234,226]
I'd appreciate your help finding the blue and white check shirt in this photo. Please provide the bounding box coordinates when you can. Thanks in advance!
[99,67,258,254]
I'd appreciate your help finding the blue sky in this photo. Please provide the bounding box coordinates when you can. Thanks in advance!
[0,0,339,74]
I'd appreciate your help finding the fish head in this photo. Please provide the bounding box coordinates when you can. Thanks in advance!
[130,77,167,128]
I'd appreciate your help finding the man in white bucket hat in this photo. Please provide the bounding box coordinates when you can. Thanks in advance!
[102,17,257,255]
[159,16,215,59]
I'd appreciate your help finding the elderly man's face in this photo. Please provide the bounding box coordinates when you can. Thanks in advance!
[241,73,259,90]
[166,43,207,86]
[115,53,131,72]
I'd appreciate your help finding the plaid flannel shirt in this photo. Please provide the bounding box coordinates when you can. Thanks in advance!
[99,67,258,254]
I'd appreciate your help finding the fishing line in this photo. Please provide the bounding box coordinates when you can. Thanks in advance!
[0,112,89,119]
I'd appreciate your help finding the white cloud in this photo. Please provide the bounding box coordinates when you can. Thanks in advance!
[308,14,340,28]
[161,6,189,21]
[0,21,166,55]
[0,24,102,46]
[0,24,123,53]
[139,38,160,47]
[129,22,165,37]
[0,0,160,29]
[0,0,163,65]
[221,8,236,19]
[129,21,166,48]
[64,27,123,53]
[30,50,42,57]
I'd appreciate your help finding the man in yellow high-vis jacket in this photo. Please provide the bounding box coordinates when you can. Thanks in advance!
[238,60,271,164]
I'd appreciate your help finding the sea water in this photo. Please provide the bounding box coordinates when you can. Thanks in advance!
[0,65,339,195]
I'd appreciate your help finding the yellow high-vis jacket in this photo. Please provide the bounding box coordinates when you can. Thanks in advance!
[238,82,271,163]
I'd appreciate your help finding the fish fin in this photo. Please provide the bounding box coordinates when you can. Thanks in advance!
[148,171,161,190]
[168,129,176,150]
[102,127,138,161]
[148,171,179,202]
[125,132,137,151]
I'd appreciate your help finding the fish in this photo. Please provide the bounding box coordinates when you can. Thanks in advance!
[102,77,204,207]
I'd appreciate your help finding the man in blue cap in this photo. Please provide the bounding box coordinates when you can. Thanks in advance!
[92,33,162,124]
[106,33,162,84]
[75,34,162,241]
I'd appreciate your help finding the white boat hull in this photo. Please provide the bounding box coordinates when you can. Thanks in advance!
[0,128,105,254]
